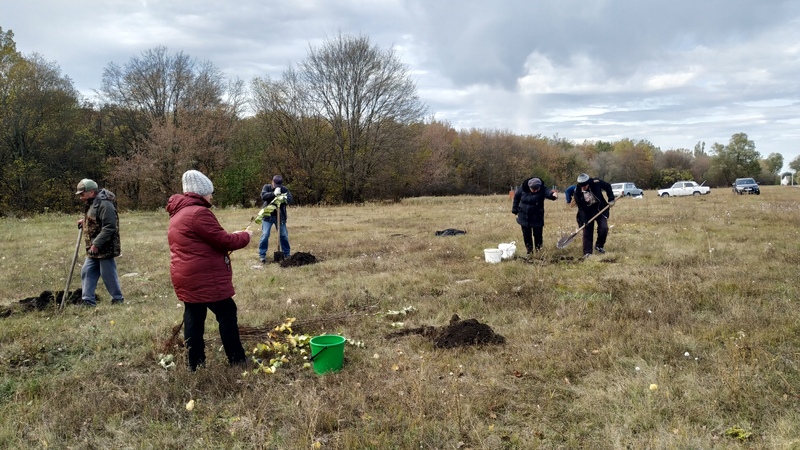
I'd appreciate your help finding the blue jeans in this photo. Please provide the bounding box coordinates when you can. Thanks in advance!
[80,257,124,306]
[258,216,290,259]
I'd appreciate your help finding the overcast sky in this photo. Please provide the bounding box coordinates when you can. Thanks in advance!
[4,0,800,171]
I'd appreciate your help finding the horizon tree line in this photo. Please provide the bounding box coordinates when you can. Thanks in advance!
[0,27,791,215]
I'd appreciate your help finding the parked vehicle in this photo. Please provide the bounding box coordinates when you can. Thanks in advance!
[611,182,644,197]
[732,178,760,195]
[657,181,711,197]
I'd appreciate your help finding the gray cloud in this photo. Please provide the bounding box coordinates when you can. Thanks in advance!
[4,0,800,168]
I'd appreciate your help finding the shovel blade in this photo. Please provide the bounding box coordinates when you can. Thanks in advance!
[557,232,577,249]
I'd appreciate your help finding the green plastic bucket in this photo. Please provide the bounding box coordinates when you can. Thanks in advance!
[309,335,346,375]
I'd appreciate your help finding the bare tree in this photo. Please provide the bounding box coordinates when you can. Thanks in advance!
[297,33,427,202]
[251,72,336,204]
[657,149,694,171]
[98,46,243,207]
[415,120,458,195]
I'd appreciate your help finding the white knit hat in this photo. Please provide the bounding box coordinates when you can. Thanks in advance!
[182,170,214,196]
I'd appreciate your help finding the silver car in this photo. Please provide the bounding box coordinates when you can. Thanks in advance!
[611,182,644,197]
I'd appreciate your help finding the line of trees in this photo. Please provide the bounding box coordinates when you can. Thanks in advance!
[0,27,792,215]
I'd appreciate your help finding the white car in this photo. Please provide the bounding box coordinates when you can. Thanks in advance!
[657,181,711,197]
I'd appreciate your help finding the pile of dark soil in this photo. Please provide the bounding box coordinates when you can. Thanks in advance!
[0,289,84,318]
[279,252,318,267]
[385,314,506,348]
[435,228,466,236]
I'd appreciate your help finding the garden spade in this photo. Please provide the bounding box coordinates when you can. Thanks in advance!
[556,203,613,249]
[60,225,83,310]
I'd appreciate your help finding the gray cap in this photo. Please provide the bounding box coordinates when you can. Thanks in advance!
[75,179,98,194]
[577,173,590,185]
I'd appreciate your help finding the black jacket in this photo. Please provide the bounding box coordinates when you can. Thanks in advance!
[573,178,615,224]
[512,177,557,227]
[260,184,293,221]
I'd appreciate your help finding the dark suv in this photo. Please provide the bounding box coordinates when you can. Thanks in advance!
[732,178,760,195]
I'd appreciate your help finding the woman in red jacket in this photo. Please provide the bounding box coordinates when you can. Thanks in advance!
[167,170,253,371]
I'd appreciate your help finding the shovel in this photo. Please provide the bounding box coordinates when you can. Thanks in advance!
[557,203,613,249]
[273,204,283,263]
[59,225,83,310]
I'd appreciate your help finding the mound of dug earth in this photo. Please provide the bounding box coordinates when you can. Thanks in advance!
[279,252,318,267]
[385,314,506,348]
[0,289,84,318]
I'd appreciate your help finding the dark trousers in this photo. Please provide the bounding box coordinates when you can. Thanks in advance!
[183,298,246,370]
[582,214,609,255]
[521,226,543,252]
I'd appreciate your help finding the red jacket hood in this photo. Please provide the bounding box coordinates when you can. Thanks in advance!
[166,193,210,217]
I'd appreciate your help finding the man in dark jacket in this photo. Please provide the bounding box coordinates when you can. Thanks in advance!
[258,175,293,263]
[573,173,615,258]
[76,179,124,306]
[167,170,253,371]
[512,177,558,257]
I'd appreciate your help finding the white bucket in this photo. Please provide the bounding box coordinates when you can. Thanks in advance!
[484,248,503,263]
[498,241,516,259]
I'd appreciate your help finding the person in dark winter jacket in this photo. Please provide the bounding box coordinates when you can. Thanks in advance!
[75,178,124,306]
[573,173,615,258]
[258,175,293,263]
[512,177,558,256]
[167,170,253,371]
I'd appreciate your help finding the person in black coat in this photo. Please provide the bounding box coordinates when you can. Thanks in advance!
[573,173,615,258]
[512,177,558,256]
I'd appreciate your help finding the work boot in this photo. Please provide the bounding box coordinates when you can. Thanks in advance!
[595,246,605,254]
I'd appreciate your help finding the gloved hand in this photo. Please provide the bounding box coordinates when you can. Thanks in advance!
[274,188,281,196]
[608,200,615,206]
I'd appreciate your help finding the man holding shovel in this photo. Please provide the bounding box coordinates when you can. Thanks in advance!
[572,173,615,259]
[75,178,124,306]
[258,175,293,263]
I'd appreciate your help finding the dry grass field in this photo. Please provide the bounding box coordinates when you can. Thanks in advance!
[1,186,799,449]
